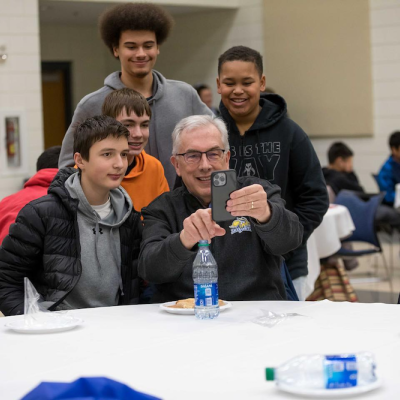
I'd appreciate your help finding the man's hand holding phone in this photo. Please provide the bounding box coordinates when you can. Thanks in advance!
[226,184,271,224]
[180,209,226,249]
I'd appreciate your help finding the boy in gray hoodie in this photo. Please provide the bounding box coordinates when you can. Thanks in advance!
[0,116,141,316]
[59,2,212,189]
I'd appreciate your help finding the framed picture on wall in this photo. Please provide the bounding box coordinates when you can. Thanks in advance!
[0,109,28,175]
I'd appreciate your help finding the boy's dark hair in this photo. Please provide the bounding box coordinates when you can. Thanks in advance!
[193,83,210,97]
[328,142,354,164]
[99,2,174,56]
[218,46,263,77]
[36,146,61,171]
[389,131,400,150]
[74,115,129,161]
[102,88,152,120]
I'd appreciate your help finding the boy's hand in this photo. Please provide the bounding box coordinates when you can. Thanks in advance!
[180,209,226,249]
[226,184,271,223]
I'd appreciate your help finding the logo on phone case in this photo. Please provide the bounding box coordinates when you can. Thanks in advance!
[229,217,252,234]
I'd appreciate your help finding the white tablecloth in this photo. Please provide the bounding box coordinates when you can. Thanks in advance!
[394,183,400,209]
[1,301,399,399]
[306,204,355,297]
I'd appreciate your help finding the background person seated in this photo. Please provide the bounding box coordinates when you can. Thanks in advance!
[138,115,303,303]
[0,146,60,245]
[323,141,400,229]
[377,130,400,206]
[322,142,364,195]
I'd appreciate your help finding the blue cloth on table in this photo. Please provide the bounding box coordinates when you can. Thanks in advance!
[21,377,161,400]
[281,260,299,301]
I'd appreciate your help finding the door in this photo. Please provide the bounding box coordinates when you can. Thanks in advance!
[41,62,72,149]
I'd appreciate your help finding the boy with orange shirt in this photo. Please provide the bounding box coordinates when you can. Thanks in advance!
[102,88,169,211]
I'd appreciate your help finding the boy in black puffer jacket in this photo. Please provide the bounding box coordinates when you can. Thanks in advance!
[0,116,141,316]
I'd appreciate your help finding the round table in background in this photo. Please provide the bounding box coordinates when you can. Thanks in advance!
[305,204,355,298]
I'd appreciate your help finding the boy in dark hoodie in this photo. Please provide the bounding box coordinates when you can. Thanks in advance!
[322,142,364,195]
[217,46,329,300]
[0,116,141,316]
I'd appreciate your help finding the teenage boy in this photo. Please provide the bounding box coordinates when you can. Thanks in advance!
[324,141,400,228]
[322,142,364,195]
[217,46,329,300]
[102,88,169,211]
[0,116,141,316]
[378,131,400,206]
[0,146,60,245]
[59,2,212,189]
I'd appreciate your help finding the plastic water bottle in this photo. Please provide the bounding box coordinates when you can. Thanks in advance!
[193,240,219,319]
[266,352,376,389]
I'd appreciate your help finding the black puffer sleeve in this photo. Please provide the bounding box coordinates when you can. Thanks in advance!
[0,203,46,316]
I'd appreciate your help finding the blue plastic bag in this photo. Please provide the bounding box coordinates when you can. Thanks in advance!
[21,377,161,400]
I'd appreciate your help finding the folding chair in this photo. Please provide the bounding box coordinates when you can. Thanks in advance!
[371,172,398,275]
[334,190,393,298]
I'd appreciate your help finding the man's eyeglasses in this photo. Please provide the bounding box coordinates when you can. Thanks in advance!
[176,149,226,164]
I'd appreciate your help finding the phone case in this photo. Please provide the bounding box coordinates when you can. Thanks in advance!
[211,169,237,222]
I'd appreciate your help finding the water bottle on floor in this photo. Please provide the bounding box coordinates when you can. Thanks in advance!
[193,240,219,319]
[266,352,376,389]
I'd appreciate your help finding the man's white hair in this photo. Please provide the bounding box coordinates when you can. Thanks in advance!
[171,115,229,155]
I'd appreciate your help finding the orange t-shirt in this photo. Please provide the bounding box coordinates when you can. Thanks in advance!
[121,150,169,212]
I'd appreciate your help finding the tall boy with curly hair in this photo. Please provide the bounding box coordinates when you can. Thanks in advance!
[59,2,212,188]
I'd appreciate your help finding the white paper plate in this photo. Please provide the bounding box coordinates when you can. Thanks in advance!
[160,300,232,315]
[5,317,83,334]
[276,377,382,398]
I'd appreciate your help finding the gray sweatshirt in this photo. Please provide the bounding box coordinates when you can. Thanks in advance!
[59,70,212,188]
[61,172,132,309]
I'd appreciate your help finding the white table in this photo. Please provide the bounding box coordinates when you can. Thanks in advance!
[306,204,355,298]
[394,183,400,209]
[1,300,399,399]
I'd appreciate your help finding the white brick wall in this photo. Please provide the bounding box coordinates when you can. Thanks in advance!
[36,0,400,198]
[0,0,43,200]
[312,0,400,193]
[154,0,264,109]
[40,24,110,107]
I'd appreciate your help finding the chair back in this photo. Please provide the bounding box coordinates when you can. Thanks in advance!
[334,190,384,249]
[372,173,380,190]
[327,185,336,203]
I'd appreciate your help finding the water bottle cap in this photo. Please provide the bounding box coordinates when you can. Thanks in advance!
[265,368,275,381]
[198,240,209,247]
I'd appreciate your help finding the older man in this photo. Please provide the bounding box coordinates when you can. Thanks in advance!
[138,115,303,302]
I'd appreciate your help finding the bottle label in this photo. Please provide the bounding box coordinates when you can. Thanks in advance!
[194,283,218,307]
[324,355,358,389]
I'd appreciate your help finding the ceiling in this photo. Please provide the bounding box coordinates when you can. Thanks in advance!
[39,0,221,25]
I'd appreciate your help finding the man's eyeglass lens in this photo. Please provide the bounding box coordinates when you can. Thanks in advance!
[181,149,224,164]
